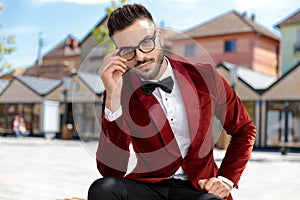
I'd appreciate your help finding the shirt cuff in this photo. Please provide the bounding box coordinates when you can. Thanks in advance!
[104,106,122,121]
[217,176,234,189]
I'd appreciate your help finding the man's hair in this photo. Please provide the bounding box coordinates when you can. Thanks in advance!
[107,4,154,37]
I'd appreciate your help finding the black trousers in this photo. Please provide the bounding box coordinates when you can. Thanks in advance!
[88,177,223,200]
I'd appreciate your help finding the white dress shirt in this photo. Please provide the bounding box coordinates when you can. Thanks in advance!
[148,58,190,180]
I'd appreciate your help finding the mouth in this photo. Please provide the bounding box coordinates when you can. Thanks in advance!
[136,61,153,71]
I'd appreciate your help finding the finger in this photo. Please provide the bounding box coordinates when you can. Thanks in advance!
[205,178,226,193]
[203,178,216,191]
[206,184,219,195]
[122,67,130,76]
[104,55,127,66]
[98,59,127,77]
[105,60,127,73]
[213,187,230,199]
[206,181,230,198]
[100,65,126,79]
[101,50,127,69]
[104,49,127,62]
[99,57,124,74]
[197,179,208,189]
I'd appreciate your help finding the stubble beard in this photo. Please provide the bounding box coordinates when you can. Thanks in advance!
[133,49,165,80]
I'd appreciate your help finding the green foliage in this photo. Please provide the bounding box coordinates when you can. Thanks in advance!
[0,7,16,73]
[92,0,127,47]
[92,24,110,44]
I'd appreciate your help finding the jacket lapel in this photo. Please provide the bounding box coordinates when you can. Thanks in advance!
[169,59,201,145]
[169,59,213,156]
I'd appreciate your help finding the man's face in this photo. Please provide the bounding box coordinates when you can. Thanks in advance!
[112,19,165,80]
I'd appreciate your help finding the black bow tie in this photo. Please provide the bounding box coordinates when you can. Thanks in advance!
[140,76,174,96]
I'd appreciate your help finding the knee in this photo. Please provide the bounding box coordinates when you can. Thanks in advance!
[88,177,125,200]
[200,193,224,200]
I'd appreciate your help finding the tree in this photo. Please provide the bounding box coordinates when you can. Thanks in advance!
[0,6,16,73]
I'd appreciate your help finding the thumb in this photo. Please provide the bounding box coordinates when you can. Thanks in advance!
[198,179,208,189]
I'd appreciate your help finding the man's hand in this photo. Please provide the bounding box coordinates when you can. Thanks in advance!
[98,49,128,112]
[198,177,231,199]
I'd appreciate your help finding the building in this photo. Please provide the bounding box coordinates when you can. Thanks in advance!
[170,10,281,77]
[0,73,104,139]
[0,35,81,81]
[24,35,81,79]
[217,62,277,148]
[261,61,300,148]
[275,8,300,75]
[2,7,300,148]
[0,76,61,136]
[79,16,109,75]
[0,34,105,139]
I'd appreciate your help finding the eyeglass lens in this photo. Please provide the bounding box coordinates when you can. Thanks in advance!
[118,31,157,61]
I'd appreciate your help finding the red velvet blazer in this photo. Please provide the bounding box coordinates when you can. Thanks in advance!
[96,58,256,199]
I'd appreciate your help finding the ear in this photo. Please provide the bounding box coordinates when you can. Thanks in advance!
[157,28,165,47]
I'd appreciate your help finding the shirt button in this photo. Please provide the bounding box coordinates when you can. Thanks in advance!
[171,118,173,121]
[165,98,168,101]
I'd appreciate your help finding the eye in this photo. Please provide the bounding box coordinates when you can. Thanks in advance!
[119,48,134,56]
[141,38,153,47]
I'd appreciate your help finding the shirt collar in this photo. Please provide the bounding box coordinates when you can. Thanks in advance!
[159,57,174,80]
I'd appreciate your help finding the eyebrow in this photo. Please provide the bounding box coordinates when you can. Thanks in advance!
[116,33,154,49]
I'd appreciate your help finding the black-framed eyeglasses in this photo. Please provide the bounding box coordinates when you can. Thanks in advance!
[117,31,157,61]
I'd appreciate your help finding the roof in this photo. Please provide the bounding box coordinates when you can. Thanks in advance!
[0,68,28,80]
[77,72,105,95]
[44,35,81,58]
[276,8,300,28]
[15,76,61,96]
[262,61,300,91]
[171,10,280,41]
[23,62,74,80]
[0,80,9,94]
[219,62,277,92]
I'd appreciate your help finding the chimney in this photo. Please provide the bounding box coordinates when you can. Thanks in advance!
[251,14,255,21]
[37,32,44,66]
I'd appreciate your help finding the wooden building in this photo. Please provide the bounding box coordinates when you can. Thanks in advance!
[170,10,280,77]
[276,8,300,75]
[0,72,104,139]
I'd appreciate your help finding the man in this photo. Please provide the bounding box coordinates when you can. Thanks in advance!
[89,4,256,200]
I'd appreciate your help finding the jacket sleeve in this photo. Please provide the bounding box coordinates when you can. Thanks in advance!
[96,91,131,178]
[212,66,257,188]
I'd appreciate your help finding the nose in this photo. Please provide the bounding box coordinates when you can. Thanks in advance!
[134,48,146,61]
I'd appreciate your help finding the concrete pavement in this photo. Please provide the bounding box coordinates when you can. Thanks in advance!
[0,137,99,200]
[0,137,299,200]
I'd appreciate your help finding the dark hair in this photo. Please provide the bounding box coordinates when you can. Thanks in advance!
[107,4,154,37]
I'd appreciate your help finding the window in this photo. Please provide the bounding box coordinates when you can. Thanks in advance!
[266,101,300,146]
[185,44,196,56]
[72,102,101,138]
[224,40,236,52]
[295,29,300,53]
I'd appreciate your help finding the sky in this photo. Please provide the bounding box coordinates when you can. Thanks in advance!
[1,0,300,71]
